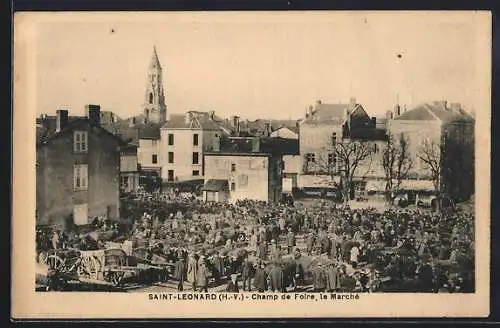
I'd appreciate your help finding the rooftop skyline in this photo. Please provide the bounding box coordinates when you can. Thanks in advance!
[32,11,489,120]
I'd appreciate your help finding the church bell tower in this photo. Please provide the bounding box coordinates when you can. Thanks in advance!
[143,46,167,124]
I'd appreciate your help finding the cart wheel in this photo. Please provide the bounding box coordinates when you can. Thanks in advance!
[107,272,124,286]
[47,255,64,271]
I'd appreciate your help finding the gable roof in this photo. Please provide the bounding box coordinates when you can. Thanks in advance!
[37,118,126,148]
[302,102,368,126]
[100,116,162,145]
[162,112,225,131]
[395,103,474,123]
[215,136,299,156]
[312,103,349,120]
[272,125,299,135]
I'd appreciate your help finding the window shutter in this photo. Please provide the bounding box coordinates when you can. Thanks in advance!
[83,132,88,151]
[82,165,88,190]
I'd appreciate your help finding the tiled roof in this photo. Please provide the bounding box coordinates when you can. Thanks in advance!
[394,105,437,121]
[36,118,126,147]
[137,123,161,139]
[36,115,86,145]
[216,137,299,156]
[310,103,350,120]
[301,102,365,126]
[162,113,224,131]
[201,179,229,192]
[395,103,474,123]
[348,128,388,141]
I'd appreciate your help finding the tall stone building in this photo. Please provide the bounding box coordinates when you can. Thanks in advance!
[143,46,167,124]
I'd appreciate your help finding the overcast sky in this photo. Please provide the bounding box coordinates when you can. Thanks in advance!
[33,11,489,120]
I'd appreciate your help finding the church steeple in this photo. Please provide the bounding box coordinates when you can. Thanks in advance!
[143,46,167,124]
[149,46,161,70]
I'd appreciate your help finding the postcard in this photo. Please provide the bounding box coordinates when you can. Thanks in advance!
[12,10,491,319]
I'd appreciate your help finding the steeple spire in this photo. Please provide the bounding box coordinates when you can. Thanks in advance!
[143,46,167,124]
[149,45,161,70]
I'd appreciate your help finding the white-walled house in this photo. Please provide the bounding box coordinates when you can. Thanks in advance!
[159,112,229,188]
[202,136,297,203]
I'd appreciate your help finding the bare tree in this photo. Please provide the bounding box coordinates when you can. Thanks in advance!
[316,138,373,203]
[382,133,413,201]
[417,138,443,193]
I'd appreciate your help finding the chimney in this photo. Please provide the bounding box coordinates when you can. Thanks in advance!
[386,110,394,120]
[296,120,301,129]
[316,100,322,105]
[185,112,193,125]
[231,115,240,129]
[371,117,377,126]
[129,117,136,127]
[394,104,401,117]
[212,135,221,152]
[449,102,462,112]
[264,122,271,137]
[85,104,101,126]
[308,105,314,117]
[433,100,448,110]
[209,110,216,121]
[349,97,356,110]
[56,109,68,133]
[251,137,261,152]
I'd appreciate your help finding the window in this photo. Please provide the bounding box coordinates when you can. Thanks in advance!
[73,164,88,191]
[149,93,153,104]
[192,152,199,165]
[193,134,199,146]
[192,170,200,177]
[373,144,379,153]
[328,153,336,165]
[231,182,236,191]
[168,134,174,146]
[152,154,158,164]
[331,132,337,146]
[238,174,248,187]
[121,176,129,189]
[168,170,174,181]
[168,152,174,163]
[231,163,236,172]
[305,153,316,163]
[74,131,88,153]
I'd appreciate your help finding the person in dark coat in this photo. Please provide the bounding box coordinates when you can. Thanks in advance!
[306,232,315,256]
[286,228,296,255]
[197,259,210,293]
[258,241,268,261]
[241,257,254,292]
[326,262,341,292]
[211,253,224,283]
[226,274,240,292]
[416,258,435,292]
[173,257,186,291]
[312,262,327,292]
[253,263,268,292]
[269,240,281,262]
[268,263,285,293]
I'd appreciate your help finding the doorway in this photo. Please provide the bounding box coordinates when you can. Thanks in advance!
[73,203,88,226]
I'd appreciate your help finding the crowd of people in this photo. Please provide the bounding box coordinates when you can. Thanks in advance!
[36,190,475,293]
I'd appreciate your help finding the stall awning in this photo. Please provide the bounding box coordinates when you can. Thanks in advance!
[366,179,435,192]
[201,179,229,192]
